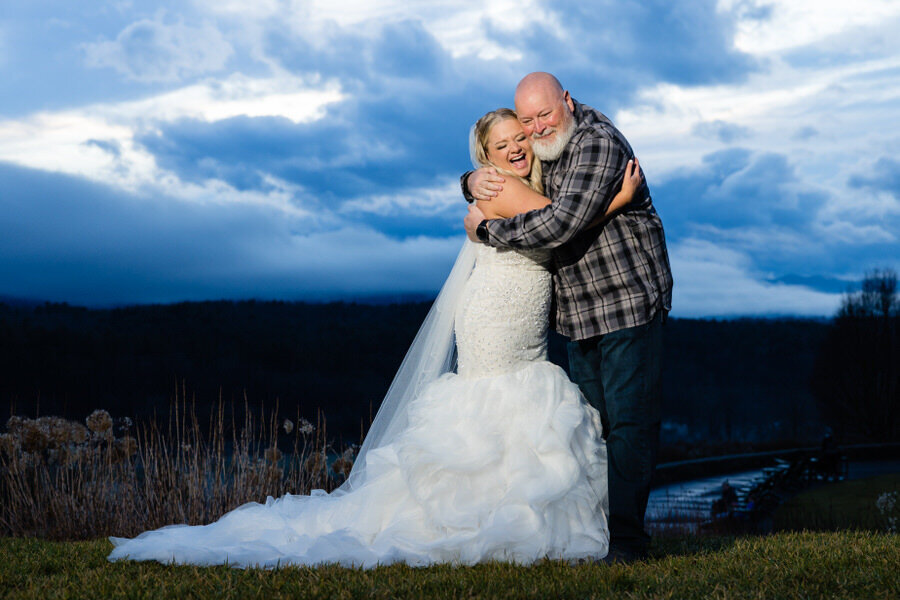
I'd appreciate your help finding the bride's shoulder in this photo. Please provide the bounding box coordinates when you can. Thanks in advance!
[480,176,550,219]
[495,175,538,198]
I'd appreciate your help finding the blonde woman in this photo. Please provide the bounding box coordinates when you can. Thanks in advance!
[109,110,641,568]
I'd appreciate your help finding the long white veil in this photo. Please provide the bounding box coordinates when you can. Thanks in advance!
[334,239,476,494]
[333,124,484,495]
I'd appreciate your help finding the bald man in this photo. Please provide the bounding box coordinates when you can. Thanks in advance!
[463,72,673,562]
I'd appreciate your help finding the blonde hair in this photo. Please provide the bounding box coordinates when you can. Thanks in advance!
[472,108,543,194]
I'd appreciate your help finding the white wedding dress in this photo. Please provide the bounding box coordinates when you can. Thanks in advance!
[108,245,609,568]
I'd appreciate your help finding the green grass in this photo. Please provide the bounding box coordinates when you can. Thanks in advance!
[1,532,897,599]
[774,474,900,532]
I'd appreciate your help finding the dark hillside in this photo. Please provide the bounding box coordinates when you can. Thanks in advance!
[0,301,829,449]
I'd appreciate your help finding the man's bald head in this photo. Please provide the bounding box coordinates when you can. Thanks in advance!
[515,72,564,102]
[514,72,576,161]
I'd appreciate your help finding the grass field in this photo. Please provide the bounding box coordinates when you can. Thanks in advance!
[774,474,900,532]
[1,531,897,599]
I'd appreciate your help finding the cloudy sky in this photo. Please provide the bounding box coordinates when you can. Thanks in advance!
[1,0,898,317]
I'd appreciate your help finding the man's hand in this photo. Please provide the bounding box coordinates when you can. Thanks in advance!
[468,167,505,201]
[464,204,486,242]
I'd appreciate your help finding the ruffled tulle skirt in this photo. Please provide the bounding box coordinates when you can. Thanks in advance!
[108,361,609,568]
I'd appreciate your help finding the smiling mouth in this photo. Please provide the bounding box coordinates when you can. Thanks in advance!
[510,153,527,169]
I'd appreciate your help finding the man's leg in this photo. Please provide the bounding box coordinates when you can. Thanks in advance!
[568,311,663,557]
[568,337,609,439]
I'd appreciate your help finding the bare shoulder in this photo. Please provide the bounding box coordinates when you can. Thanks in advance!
[489,177,550,218]
[494,176,537,199]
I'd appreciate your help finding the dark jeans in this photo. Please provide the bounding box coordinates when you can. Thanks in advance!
[567,311,663,556]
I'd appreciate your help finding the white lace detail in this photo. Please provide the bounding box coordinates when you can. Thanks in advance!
[455,246,553,378]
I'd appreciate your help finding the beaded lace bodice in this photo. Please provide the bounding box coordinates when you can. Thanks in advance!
[454,245,553,378]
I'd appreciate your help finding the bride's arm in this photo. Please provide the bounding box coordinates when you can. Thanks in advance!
[585,157,642,228]
[477,158,642,222]
[476,177,548,219]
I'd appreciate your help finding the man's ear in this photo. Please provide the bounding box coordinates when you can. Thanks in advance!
[564,90,574,112]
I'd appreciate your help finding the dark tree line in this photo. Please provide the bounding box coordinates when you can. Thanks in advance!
[0,299,830,448]
[811,269,899,443]
[659,318,827,444]
[0,301,430,443]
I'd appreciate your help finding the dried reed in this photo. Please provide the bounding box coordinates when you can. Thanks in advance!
[0,387,353,541]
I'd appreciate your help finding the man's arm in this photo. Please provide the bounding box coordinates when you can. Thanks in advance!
[464,177,550,242]
[460,171,476,203]
[460,168,506,203]
[482,135,633,250]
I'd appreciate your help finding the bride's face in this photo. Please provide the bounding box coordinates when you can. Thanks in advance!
[486,118,534,177]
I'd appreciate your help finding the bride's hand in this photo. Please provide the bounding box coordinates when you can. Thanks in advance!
[468,167,505,202]
[620,157,642,199]
[588,157,643,227]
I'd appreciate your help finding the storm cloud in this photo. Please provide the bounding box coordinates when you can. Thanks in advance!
[1,0,898,315]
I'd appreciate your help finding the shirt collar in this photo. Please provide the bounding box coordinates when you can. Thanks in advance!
[571,98,586,124]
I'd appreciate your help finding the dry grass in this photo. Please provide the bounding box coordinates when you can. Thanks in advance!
[774,474,900,533]
[0,388,353,541]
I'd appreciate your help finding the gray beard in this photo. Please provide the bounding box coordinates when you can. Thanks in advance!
[531,116,576,161]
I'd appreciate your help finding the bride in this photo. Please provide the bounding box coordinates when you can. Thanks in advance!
[108,109,641,568]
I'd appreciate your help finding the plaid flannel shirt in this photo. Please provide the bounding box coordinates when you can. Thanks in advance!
[480,99,673,340]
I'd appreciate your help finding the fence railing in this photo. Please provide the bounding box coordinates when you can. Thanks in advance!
[652,442,900,487]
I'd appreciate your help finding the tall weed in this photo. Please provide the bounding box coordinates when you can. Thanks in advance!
[0,388,351,540]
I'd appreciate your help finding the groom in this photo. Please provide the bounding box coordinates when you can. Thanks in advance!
[462,72,673,562]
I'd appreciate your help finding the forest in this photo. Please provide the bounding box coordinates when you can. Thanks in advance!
[0,300,831,455]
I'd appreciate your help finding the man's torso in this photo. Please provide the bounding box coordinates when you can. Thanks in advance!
[543,101,673,340]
